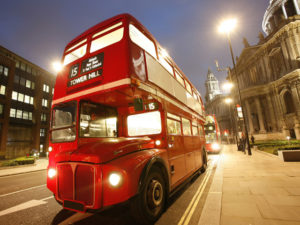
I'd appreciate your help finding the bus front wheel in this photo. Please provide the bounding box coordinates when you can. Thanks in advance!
[130,167,166,225]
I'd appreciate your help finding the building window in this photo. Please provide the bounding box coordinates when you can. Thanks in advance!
[41,113,47,121]
[29,112,32,120]
[24,95,30,104]
[26,80,31,88]
[0,65,9,76]
[40,144,44,152]
[10,108,16,117]
[0,104,3,115]
[20,62,26,71]
[43,84,49,93]
[42,98,48,107]
[15,60,20,68]
[20,77,26,86]
[16,110,22,119]
[23,111,29,120]
[18,93,24,102]
[12,91,18,100]
[14,75,20,83]
[40,128,45,137]
[0,85,6,95]
[4,67,8,76]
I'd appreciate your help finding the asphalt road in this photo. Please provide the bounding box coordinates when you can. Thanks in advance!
[0,155,218,225]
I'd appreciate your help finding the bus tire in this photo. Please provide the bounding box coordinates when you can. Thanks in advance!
[130,167,166,225]
[200,149,207,173]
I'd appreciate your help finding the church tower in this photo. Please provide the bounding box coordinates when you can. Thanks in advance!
[205,68,221,102]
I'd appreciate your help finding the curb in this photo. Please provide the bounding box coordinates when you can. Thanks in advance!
[0,169,47,178]
[253,148,279,159]
[0,162,38,171]
[198,154,223,225]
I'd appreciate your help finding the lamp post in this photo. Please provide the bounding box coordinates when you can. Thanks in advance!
[224,97,237,145]
[218,19,252,155]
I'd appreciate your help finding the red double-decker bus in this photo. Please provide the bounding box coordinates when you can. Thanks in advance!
[47,14,206,224]
[204,115,222,153]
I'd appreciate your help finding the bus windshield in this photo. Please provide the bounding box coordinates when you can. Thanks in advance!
[51,101,77,142]
[204,123,216,143]
[79,102,117,138]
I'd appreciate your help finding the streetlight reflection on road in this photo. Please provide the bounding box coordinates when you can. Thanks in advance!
[218,18,252,155]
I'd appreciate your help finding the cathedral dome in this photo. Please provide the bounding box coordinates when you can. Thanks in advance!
[262,0,300,35]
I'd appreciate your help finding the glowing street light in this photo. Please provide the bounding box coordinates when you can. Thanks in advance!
[52,61,63,73]
[222,82,234,92]
[218,18,237,34]
[224,97,233,104]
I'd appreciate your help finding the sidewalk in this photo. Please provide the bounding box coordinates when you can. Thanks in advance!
[199,144,300,225]
[0,158,48,177]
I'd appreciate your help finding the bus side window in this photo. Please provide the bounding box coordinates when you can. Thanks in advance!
[167,118,181,135]
[182,118,191,136]
[192,125,198,136]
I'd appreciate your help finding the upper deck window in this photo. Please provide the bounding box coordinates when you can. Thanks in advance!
[90,27,124,53]
[127,111,161,136]
[129,24,157,59]
[65,39,87,53]
[158,53,173,75]
[64,43,87,65]
[92,22,123,38]
[185,82,192,94]
[175,71,185,87]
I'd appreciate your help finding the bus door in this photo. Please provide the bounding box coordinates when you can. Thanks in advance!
[166,113,186,186]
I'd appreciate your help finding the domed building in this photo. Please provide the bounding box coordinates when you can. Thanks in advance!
[229,0,300,140]
[205,68,222,102]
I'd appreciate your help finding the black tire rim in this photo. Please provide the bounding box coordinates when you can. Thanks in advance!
[146,178,163,215]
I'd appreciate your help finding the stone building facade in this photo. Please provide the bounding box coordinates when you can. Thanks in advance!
[229,0,300,140]
[0,45,55,159]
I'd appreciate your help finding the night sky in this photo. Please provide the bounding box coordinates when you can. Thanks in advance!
[0,0,269,99]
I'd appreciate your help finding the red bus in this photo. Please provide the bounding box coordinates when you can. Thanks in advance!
[204,115,221,153]
[47,14,206,224]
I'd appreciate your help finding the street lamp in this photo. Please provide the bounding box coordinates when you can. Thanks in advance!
[224,97,238,145]
[218,18,252,155]
[222,82,234,93]
[52,61,63,73]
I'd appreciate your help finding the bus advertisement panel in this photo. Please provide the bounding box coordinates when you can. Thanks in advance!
[47,14,206,224]
[204,115,222,153]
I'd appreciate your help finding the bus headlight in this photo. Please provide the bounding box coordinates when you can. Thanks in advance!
[212,143,220,150]
[48,168,57,179]
[48,146,53,152]
[108,172,122,187]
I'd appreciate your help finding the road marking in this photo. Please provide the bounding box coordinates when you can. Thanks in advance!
[177,160,215,225]
[0,184,46,198]
[0,196,53,217]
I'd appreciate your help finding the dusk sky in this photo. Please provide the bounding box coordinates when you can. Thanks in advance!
[0,0,269,99]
